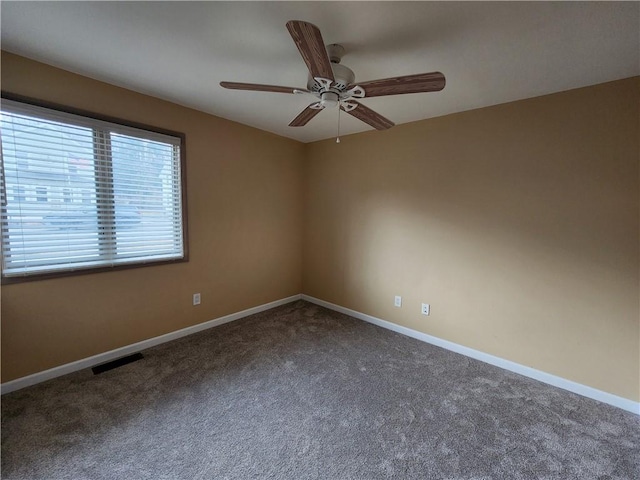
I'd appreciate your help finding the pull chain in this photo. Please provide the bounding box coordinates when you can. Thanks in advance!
[336,106,341,144]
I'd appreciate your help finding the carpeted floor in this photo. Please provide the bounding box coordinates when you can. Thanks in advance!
[2,300,639,479]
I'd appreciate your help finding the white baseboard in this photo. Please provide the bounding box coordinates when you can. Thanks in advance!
[301,294,640,415]
[1,294,302,395]
[4,293,638,415]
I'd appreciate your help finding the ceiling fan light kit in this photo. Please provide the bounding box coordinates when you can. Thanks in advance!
[220,20,445,137]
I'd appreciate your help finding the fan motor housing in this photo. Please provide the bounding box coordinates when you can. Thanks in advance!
[308,62,355,93]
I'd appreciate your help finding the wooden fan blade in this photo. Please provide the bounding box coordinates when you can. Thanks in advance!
[289,104,323,127]
[286,20,334,82]
[343,101,395,130]
[220,82,307,94]
[354,72,445,97]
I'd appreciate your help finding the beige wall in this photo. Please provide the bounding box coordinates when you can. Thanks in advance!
[303,77,640,402]
[1,52,304,382]
[2,52,638,404]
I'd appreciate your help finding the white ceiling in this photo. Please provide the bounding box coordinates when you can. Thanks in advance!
[1,2,638,143]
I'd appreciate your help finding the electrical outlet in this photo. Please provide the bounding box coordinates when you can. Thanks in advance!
[193,293,201,306]
[394,295,402,307]
[421,303,430,315]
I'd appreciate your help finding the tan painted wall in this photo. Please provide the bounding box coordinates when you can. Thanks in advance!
[303,78,640,402]
[2,52,638,404]
[1,52,304,382]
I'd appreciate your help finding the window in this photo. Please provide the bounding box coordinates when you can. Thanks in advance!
[36,186,47,202]
[12,186,25,202]
[1,95,188,282]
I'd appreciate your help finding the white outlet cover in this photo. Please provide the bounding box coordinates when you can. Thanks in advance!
[193,293,201,305]
[394,296,402,307]
[421,303,430,315]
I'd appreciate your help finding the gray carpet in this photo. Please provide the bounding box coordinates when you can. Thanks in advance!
[2,300,639,479]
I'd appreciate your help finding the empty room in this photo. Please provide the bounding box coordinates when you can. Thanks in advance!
[1,2,638,479]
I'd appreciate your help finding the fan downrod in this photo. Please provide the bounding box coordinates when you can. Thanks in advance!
[326,44,345,64]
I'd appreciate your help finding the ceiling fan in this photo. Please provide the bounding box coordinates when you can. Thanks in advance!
[220,20,445,133]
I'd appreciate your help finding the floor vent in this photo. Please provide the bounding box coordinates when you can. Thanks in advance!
[92,353,144,375]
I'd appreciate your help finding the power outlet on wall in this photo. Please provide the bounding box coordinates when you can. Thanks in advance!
[421,303,430,316]
[193,293,201,306]
[394,295,402,307]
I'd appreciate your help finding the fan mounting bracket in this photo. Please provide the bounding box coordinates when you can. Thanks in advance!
[340,101,358,112]
[313,77,334,92]
[342,85,365,99]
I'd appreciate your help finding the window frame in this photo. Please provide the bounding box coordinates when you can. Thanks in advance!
[0,92,189,284]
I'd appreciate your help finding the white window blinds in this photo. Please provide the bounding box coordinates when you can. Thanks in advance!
[1,98,186,279]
